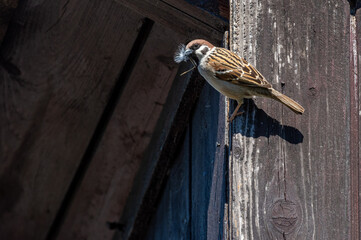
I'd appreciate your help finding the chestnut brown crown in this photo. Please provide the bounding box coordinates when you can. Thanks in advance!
[186,39,214,50]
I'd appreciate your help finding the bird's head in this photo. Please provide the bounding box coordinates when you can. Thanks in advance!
[174,39,214,64]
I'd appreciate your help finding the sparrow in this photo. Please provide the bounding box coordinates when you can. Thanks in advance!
[174,39,304,122]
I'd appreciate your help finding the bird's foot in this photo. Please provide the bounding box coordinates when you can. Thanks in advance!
[228,111,244,123]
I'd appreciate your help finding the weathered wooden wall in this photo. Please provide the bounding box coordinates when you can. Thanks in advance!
[229,0,359,239]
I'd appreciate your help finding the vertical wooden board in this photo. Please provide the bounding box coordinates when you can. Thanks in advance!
[145,129,191,240]
[354,8,361,240]
[230,0,350,239]
[56,23,185,240]
[206,94,228,240]
[0,1,143,239]
[191,83,226,239]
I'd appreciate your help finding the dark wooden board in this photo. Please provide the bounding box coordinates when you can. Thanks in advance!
[0,0,18,44]
[143,79,227,240]
[117,0,227,43]
[229,0,351,239]
[145,129,191,240]
[116,64,207,240]
[56,23,184,240]
[182,0,230,20]
[191,84,226,240]
[0,1,143,239]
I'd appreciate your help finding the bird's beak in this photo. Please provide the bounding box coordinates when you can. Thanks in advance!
[184,48,193,60]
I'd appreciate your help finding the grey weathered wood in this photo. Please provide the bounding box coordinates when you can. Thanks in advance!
[55,23,184,240]
[352,9,361,240]
[0,1,143,239]
[116,0,227,43]
[229,0,351,239]
[146,129,191,240]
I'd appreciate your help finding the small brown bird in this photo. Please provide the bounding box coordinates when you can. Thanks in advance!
[174,39,304,122]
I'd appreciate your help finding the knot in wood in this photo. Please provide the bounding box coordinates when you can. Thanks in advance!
[269,199,300,234]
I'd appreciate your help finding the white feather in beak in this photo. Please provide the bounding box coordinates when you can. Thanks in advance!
[174,44,192,63]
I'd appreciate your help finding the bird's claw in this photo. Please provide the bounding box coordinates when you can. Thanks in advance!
[227,111,244,123]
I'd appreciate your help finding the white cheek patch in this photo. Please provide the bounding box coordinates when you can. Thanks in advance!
[174,44,192,63]
[197,46,209,55]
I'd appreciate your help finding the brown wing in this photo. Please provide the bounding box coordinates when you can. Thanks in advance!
[207,47,271,89]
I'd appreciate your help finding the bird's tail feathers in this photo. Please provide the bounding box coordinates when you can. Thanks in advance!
[270,88,304,114]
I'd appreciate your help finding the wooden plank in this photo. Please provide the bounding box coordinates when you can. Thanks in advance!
[350,13,358,240]
[229,0,350,239]
[353,8,361,240]
[162,0,229,22]
[116,0,228,43]
[191,84,227,240]
[143,32,229,240]
[0,1,144,239]
[56,23,184,240]
[116,68,207,240]
[144,68,228,240]
[145,128,191,240]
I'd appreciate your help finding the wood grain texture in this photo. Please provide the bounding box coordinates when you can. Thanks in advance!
[229,0,351,239]
[116,0,227,43]
[353,8,361,240]
[56,23,183,240]
[0,1,143,239]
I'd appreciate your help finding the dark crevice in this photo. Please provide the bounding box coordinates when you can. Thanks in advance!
[349,0,361,15]
[189,123,193,240]
[159,0,228,31]
[284,157,287,201]
[45,17,154,240]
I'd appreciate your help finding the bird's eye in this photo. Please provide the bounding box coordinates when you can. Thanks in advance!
[191,44,200,50]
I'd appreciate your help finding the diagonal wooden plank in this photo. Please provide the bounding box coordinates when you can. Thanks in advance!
[0,1,144,239]
[56,23,185,240]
